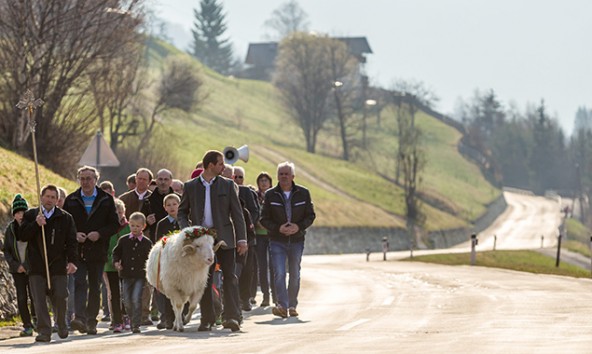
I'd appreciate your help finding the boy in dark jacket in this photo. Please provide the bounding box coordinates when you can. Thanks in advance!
[112,212,153,333]
[2,194,35,336]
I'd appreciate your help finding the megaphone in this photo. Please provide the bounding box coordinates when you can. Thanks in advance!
[223,145,249,164]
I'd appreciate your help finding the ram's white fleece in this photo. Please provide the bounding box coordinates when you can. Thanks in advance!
[146,226,216,332]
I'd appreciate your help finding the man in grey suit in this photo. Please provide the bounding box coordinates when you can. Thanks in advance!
[178,150,247,332]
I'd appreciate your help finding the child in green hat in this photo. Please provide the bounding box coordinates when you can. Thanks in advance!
[2,194,36,336]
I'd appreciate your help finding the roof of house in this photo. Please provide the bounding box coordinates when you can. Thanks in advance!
[245,36,372,67]
[245,42,279,66]
[333,37,373,56]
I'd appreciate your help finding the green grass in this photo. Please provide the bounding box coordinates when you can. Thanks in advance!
[0,317,19,327]
[143,38,499,230]
[562,219,592,257]
[566,218,590,243]
[0,37,500,231]
[405,250,591,278]
[0,148,78,224]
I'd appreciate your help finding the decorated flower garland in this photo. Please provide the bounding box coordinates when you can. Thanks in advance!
[160,226,217,248]
[184,226,217,240]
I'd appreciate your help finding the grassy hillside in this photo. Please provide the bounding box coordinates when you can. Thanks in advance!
[145,38,500,230]
[0,148,78,224]
[0,38,499,232]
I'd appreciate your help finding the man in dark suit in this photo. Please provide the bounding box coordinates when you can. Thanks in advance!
[178,150,247,332]
[232,166,260,311]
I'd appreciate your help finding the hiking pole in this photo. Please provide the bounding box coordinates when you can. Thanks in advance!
[16,90,50,291]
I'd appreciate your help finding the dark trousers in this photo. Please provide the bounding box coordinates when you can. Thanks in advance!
[74,260,104,327]
[101,276,110,317]
[155,289,174,325]
[250,254,258,299]
[11,272,35,327]
[29,275,68,336]
[200,248,240,324]
[105,271,123,325]
[255,236,275,302]
[239,249,256,304]
[122,277,144,329]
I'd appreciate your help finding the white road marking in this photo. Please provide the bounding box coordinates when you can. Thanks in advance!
[336,319,369,331]
[382,296,395,306]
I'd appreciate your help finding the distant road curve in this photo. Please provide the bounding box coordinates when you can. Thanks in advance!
[456,190,562,250]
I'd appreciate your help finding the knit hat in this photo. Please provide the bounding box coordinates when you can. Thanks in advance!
[12,194,28,215]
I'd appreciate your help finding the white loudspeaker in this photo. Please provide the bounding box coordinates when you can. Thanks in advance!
[223,145,249,164]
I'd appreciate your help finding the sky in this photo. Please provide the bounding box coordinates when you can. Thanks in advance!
[152,0,592,135]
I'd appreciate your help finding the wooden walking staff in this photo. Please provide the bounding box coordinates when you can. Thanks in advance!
[16,89,51,291]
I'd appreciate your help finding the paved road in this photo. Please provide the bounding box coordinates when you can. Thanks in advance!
[3,191,591,352]
[2,254,592,353]
[457,191,563,250]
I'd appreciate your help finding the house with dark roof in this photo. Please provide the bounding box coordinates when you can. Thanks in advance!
[243,36,372,81]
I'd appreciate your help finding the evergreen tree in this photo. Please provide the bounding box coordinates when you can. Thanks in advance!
[573,106,592,134]
[190,0,233,74]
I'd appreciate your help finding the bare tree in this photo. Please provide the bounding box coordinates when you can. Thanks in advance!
[264,0,310,40]
[134,56,204,153]
[327,40,360,161]
[391,80,436,254]
[0,0,145,175]
[392,80,437,182]
[87,39,147,154]
[274,32,335,153]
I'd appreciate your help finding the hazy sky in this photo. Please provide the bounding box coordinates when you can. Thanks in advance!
[153,0,592,134]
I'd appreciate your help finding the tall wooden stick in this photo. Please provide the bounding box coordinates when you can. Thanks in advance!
[16,89,50,290]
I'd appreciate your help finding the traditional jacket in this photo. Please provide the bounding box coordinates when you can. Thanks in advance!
[19,207,78,276]
[2,221,30,273]
[63,186,119,263]
[260,182,316,243]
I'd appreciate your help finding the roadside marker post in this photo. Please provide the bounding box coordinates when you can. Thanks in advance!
[493,234,497,251]
[555,232,562,268]
[589,236,592,277]
[470,233,478,266]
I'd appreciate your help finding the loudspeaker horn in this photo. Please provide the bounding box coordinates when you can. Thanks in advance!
[223,145,249,164]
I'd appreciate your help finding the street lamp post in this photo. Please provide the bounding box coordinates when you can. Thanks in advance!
[363,99,377,148]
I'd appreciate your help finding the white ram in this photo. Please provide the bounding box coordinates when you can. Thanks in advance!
[146,226,223,332]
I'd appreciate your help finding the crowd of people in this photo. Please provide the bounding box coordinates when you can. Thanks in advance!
[1,149,315,343]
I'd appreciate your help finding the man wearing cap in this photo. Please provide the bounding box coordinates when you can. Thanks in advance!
[2,194,36,337]
[20,184,78,342]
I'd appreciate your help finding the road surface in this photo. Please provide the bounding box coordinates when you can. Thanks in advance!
[3,191,591,353]
[2,254,591,353]
[457,190,563,250]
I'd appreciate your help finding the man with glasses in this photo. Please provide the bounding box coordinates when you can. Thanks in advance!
[63,166,119,334]
[232,166,260,311]
[260,161,315,318]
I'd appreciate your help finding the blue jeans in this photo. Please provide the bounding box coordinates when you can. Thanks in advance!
[122,278,145,329]
[270,240,304,310]
[74,260,104,327]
